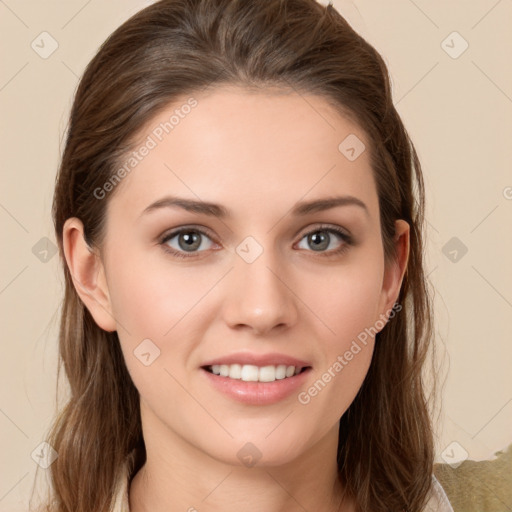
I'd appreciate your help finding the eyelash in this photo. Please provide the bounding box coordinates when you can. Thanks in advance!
[159,224,353,260]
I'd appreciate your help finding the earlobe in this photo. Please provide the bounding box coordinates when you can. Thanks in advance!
[378,219,410,322]
[62,217,117,332]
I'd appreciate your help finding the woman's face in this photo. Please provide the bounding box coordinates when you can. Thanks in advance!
[67,86,408,467]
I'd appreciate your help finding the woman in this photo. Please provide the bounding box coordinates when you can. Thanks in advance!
[38,0,453,510]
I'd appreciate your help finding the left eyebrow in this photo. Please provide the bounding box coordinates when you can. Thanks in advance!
[291,195,369,217]
[138,194,369,219]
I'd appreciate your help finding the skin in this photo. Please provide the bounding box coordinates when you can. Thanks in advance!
[63,86,409,512]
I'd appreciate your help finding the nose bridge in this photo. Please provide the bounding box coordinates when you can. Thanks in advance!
[223,237,298,334]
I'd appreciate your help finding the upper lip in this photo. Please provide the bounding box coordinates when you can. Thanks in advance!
[201,352,312,369]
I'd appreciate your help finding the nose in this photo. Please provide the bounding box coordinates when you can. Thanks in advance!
[221,247,299,336]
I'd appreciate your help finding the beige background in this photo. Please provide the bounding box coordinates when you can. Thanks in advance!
[1,0,511,510]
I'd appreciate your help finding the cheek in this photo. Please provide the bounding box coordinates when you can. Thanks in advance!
[308,256,384,346]
[106,245,221,340]
[105,250,224,399]
[297,290,378,429]
[296,256,383,411]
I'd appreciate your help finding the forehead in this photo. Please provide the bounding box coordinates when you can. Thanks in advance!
[105,86,378,224]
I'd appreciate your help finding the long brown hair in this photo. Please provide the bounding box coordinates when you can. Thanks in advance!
[37,0,437,510]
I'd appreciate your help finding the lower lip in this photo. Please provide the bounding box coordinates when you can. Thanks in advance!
[200,367,312,405]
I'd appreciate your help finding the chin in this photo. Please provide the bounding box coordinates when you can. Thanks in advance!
[203,433,311,469]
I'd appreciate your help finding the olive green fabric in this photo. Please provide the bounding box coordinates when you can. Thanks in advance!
[434,443,512,512]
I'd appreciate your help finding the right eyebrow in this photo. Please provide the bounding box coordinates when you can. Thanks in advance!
[140,196,229,219]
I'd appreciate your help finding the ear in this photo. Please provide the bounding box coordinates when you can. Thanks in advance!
[62,217,117,332]
[376,219,410,321]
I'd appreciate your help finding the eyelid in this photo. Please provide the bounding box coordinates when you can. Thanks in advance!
[159,223,353,258]
[160,223,352,241]
[160,224,217,242]
[296,223,352,242]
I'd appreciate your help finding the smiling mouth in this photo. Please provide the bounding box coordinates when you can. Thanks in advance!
[201,364,311,383]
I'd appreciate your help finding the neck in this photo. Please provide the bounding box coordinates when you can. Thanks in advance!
[129,404,354,512]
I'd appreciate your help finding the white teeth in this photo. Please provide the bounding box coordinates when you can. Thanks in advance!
[228,364,242,379]
[241,364,259,381]
[259,365,279,382]
[275,365,287,379]
[209,364,304,382]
